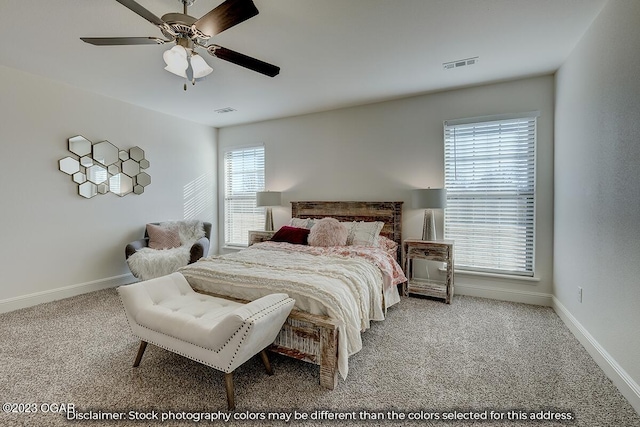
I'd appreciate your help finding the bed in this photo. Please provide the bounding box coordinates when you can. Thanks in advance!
[179,201,405,389]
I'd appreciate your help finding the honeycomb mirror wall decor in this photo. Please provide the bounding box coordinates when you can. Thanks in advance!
[58,135,151,199]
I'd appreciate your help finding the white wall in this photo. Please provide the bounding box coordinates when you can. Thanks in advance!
[554,0,640,412]
[218,75,555,304]
[0,66,217,312]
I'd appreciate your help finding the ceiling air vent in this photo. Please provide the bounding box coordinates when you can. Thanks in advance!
[214,107,237,114]
[443,56,479,70]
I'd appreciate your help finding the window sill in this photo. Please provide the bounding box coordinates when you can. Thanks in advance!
[439,267,540,282]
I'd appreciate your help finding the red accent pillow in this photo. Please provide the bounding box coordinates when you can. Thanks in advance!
[270,226,311,245]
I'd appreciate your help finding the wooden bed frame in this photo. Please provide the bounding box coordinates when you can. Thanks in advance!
[245,201,404,389]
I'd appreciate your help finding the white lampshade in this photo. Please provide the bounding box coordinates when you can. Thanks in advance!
[412,188,447,209]
[163,45,188,78]
[256,191,282,207]
[190,53,213,79]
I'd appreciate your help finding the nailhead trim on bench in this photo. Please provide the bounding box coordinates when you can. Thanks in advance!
[119,294,294,373]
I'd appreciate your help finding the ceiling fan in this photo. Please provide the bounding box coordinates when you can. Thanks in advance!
[81,0,280,88]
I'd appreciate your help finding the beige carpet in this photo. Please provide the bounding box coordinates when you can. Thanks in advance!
[1,288,639,426]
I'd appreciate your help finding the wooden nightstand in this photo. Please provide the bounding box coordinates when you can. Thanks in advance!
[248,230,276,246]
[402,239,455,304]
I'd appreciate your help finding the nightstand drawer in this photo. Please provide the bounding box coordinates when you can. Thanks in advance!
[248,230,276,246]
[406,245,449,261]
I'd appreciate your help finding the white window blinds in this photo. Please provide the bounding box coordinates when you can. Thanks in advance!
[444,113,537,276]
[224,146,265,246]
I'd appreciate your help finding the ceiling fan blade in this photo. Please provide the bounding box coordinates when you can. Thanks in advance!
[210,45,280,77]
[81,37,167,46]
[115,0,165,27]
[194,0,259,37]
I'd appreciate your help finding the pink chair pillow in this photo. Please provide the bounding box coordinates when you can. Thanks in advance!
[147,223,181,249]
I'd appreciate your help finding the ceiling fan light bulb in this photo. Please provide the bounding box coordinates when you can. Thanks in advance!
[190,54,213,78]
[171,44,187,57]
[163,45,187,66]
[162,45,188,77]
[164,64,188,78]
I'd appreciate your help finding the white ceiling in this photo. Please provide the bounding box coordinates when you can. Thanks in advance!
[0,0,606,128]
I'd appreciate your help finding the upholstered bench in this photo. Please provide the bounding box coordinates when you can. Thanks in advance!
[118,272,295,410]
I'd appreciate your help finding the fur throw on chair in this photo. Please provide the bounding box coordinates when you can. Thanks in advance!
[127,220,205,281]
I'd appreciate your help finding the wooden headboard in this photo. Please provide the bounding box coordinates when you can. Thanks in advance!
[291,201,403,259]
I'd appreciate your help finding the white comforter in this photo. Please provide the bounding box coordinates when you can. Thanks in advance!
[179,245,396,379]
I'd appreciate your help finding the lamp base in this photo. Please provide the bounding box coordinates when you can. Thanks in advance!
[265,207,274,231]
[422,209,437,241]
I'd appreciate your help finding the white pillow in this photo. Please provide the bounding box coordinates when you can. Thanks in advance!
[343,221,384,246]
[288,218,315,229]
[341,221,355,231]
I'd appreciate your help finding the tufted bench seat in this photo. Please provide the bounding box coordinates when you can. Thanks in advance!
[118,272,295,409]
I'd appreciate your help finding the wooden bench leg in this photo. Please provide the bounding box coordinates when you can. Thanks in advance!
[224,372,235,410]
[259,350,273,375]
[133,341,147,367]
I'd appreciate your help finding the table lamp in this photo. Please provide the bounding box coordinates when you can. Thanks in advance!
[256,191,282,231]
[412,188,447,240]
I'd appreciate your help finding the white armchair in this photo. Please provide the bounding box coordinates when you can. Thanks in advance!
[117,272,295,409]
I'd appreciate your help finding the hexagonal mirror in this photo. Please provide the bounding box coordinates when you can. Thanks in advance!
[108,164,120,175]
[78,182,97,199]
[139,159,150,169]
[129,146,145,162]
[92,141,119,166]
[59,157,80,175]
[97,183,109,194]
[119,150,129,161]
[133,185,144,195]
[122,159,140,177]
[73,172,86,184]
[136,172,151,187]
[87,164,108,184]
[109,173,133,197]
[80,156,93,167]
[68,135,92,157]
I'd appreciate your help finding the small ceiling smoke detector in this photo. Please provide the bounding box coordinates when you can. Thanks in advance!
[214,107,236,114]
[443,56,479,70]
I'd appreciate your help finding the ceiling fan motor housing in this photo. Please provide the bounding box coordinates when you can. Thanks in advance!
[161,13,211,42]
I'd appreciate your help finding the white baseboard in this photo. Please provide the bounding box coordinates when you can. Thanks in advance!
[553,296,640,415]
[455,282,553,306]
[0,273,137,314]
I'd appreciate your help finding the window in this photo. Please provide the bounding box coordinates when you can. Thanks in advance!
[443,113,537,276]
[223,146,265,246]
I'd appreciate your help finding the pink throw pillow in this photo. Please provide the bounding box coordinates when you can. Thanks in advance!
[308,218,348,247]
[147,223,181,249]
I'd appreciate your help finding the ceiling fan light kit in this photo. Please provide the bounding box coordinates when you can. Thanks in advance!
[190,53,214,78]
[163,45,189,78]
[81,0,280,89]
